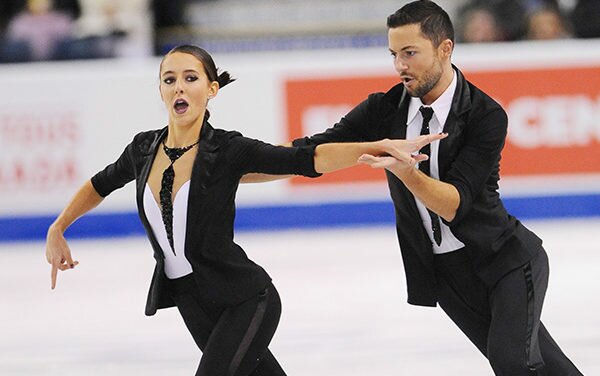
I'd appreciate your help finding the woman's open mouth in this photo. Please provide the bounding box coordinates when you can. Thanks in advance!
[173,99,189,114]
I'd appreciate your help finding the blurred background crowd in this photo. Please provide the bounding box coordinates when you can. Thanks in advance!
[0,0,599,63]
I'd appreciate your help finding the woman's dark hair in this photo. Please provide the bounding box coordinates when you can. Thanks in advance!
[387,0,455,47]
[161,45,235,120]
[163,44,235,89]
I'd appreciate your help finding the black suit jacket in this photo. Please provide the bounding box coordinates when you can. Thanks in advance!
[293,67,543,306]
[92,122,320,315]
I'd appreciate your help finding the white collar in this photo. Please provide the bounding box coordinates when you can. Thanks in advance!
[406,69,457,128]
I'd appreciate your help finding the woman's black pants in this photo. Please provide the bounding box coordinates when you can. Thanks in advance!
[168,275,287,376]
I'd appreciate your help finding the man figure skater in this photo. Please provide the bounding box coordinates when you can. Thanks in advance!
[288,1,583,374]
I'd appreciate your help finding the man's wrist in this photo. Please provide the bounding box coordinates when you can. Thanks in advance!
[390,161,417,179]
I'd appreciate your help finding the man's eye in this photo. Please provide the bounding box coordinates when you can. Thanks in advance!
[406,51,416,57]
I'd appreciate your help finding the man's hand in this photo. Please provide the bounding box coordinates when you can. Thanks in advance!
[359,132,459,222]
[363,133,447,172]
[378,133,447,162]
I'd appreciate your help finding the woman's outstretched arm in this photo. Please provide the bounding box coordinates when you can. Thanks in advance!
[46,180,104,289]
[313,134,446,174]
[240,134,446,181]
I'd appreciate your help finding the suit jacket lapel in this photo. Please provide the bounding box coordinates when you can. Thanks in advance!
[184,122,222,255]
[190,122,221,192]
[383,86,429,236]
[387,88,436,264]
[136,127,167,259]
[388,89,410,140]
[439,67,471,179]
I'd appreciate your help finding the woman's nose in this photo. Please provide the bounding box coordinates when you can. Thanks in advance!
[174,81,184,94]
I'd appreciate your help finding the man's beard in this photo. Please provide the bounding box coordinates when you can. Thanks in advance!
[406,60,442,99]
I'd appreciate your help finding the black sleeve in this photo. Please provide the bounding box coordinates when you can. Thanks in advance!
[228,135,322,177]
[293,94,383,147]
[445,108,508,225]
[90,137,138,197]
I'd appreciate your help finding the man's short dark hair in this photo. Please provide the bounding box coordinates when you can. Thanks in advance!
[387,0,455,46]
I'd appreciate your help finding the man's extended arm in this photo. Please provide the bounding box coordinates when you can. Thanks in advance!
[358,154,459,221]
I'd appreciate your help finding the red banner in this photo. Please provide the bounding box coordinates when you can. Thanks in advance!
[286,66,600,185]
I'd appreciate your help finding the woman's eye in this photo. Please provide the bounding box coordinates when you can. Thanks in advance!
[186,75,198,82]
[163,77,174,84]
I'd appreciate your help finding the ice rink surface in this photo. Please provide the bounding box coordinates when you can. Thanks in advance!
[1,218,599,375]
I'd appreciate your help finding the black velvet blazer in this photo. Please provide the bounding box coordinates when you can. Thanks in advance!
[293,67,543,307]
[92,122,320,315]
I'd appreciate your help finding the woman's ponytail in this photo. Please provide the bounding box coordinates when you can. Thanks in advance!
[216,70,235,88]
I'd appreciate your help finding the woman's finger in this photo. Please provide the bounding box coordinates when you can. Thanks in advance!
[358,154,380,164]
[64,253,77,268]
[413,153,429,162]
[386,148,414,163]
[359,155,395,169]
[417,133,447,148]
[51,264,58,289]
[57,263,71,271]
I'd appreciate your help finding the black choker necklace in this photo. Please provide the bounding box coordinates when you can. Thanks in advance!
[159,139,200,255]
[162,140,200,161]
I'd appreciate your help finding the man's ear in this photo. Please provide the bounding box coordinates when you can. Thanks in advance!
[440,38,453,58]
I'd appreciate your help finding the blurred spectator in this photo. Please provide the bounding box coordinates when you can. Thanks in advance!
[152,0,190,55]
[5,0,74,61]
[458,5,504,43]
[460,0,527,41]
[571,0,600,38]
[74,0,152,58]
[152,0,187,30]
[526,6,571,40]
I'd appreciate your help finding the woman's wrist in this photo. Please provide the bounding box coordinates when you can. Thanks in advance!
[48,220,66,235]
[372,138,390,155]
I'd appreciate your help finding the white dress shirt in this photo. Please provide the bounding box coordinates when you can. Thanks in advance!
[143,181,193,278]
[405,71,465,254]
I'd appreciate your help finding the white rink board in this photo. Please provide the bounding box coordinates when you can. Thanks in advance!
[2,40,600,218]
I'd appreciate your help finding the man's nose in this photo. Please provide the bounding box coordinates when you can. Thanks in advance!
[395,57,408,72]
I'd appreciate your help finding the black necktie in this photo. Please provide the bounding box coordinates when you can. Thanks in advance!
[418,106,442,246]
[160,140,199,255]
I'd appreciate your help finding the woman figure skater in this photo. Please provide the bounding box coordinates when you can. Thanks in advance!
[45,45,445,376]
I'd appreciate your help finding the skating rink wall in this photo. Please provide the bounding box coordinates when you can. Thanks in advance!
[2,39,600,241]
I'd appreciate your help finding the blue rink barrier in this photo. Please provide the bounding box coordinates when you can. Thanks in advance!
[1,194,599,242]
